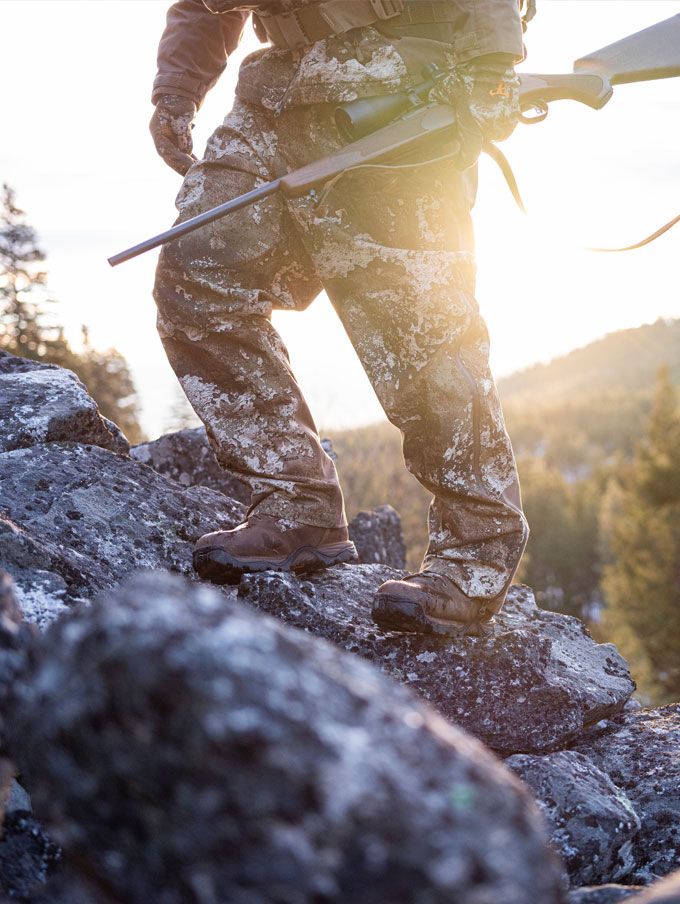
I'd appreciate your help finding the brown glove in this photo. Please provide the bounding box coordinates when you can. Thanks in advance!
[150,94,198,176]
[430,61,520,169]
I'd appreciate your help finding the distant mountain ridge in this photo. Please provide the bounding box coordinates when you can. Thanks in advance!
[499,318,680,402]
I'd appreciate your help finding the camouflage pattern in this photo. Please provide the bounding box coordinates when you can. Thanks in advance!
[235,27,414,109]
[154,76,528,603]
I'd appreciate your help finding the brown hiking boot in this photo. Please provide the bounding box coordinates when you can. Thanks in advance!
[193,517,357,585]
[372,571,505,637]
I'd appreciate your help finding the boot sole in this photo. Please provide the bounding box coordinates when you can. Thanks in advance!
[372,595,495,638]
[193,541,358,586]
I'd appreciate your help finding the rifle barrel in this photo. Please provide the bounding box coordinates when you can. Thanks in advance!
[107,178,282,267]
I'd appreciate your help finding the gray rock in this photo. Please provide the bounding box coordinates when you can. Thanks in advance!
[630,872,680,902]
[3,780,32,815]
[568,888,642,904]
[131,426,250,504]
[575,705,680,884]
[0,813,61,901]
[0,351,128,456]
[236,568,634,755]
[507,751,640,886]
[348,504,407,569]
[0,443,245,628]
[6,572,566,904]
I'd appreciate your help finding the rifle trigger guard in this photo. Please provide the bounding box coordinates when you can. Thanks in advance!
[519,100,549,125]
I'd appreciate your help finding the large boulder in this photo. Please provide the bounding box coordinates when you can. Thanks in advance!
[507,751,640,886]
[574,705,680,884]
[5,572,566,904]
[236,567,634,754]
[0,352,128,455]
[131,427,250,504]
[0,444,244,629]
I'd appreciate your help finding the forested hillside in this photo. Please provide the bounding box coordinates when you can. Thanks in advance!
[328,319,680,703]
[499,318,680,400]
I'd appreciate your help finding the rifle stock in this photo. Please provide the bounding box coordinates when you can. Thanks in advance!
[575,13,680,85]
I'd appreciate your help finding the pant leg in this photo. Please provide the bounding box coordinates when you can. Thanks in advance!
[153,100,346,529]
[276,105,528,602]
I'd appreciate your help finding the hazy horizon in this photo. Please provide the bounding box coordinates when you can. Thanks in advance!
[2,0,680,438]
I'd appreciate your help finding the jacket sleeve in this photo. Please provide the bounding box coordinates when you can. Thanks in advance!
[453,0,525,64]
[152,1,250,107]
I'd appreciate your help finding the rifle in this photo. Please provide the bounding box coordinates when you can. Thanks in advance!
[109,14,680,268]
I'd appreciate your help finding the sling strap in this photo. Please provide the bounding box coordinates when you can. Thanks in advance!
[253,0,460,50]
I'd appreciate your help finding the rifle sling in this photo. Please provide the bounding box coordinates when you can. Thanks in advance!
[590,213,680,252]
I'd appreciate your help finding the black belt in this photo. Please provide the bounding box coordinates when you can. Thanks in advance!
[253,0,459,50]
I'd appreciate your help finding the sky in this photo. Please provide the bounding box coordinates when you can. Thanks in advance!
[1,0,679,438]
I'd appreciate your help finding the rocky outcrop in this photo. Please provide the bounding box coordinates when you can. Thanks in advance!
[507,751,640,886]
[0,352,127,455]
[348,504,406,568]
[131,426,250,503]
[0,443,244,629]
[5,572,566,904]
[574,705,680,884]
[1,351,669,899]
[238,568,634,754]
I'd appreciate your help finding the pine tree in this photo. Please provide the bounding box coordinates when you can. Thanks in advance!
[0,182,61,357]
[72,328,146,445]
[514,457,601,618]
[600,367,680,702]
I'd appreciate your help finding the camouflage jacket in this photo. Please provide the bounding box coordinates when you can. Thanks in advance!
[153,0,525,110]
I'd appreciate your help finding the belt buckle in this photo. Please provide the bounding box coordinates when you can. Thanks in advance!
[369,0,406,20]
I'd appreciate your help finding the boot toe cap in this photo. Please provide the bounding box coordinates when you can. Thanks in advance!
[194,530,230,552]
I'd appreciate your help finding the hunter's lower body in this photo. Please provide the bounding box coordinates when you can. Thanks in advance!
[154,97,528,623]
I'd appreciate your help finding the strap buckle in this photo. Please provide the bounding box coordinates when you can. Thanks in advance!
[258,10,310,50]
[369,0,405,20]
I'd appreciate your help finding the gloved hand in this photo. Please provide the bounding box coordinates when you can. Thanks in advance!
[150,94,198,176]
[430,61,521,168]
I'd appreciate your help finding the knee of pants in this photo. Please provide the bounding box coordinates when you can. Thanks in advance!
[153,233,277,337]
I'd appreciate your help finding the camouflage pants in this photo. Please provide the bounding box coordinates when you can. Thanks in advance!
[154,97,528,602]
